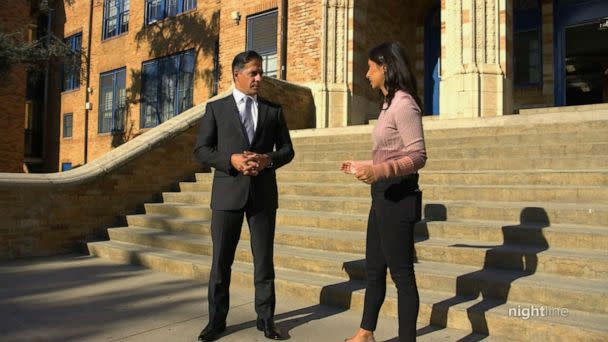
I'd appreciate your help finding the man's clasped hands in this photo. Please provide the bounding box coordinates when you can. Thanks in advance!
[230,151,272,176]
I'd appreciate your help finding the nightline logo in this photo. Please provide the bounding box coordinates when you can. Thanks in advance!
[508,305,569,320]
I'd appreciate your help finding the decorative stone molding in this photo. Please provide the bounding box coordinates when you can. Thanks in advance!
[317,0,352,128]
[440,0,512,118]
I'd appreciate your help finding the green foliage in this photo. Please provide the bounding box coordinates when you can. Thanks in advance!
[0,1,81,79]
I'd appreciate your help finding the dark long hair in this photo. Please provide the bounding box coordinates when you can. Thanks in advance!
[368,42,423,112]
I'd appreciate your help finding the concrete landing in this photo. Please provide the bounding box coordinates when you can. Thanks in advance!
[0,255,506,342]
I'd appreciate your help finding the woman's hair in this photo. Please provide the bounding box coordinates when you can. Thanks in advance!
[368,42,423,112]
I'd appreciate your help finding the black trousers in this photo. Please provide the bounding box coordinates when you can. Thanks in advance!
[207,200,277,325]
[360,175,421,342]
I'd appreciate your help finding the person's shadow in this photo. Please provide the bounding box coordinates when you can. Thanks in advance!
[418,207,550,341]
[224,260,366,340]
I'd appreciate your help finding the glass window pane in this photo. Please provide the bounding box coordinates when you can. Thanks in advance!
[142,62,159,127]
[514,30,541,86]
[99,73,114,133]
[167,0,179,16]
[184,0,196,11]
[115,69,126,131]
[263,53,277,78]
[63,114,73,138]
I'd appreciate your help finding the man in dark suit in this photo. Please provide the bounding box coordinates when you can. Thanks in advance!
[193,50,295,341]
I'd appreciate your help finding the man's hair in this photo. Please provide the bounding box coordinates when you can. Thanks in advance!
[232,50,263,77]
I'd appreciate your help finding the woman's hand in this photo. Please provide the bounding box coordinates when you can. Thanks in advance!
[355,165,377,184]
[340,160,356,174]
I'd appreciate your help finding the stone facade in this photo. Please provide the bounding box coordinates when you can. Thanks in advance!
[6,0,603,174]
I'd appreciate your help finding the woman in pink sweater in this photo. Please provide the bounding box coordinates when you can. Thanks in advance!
[341,42,426,342]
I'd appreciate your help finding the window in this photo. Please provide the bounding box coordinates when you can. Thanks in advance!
[99,68,126,133]
[514,0,542,87]
[247,10,278,78]
[63,113,73,138]
[103,0,130,39]
[61,162,72,171]
[63,33,82,91]
[145,0,197,24]
[141,50,195,128]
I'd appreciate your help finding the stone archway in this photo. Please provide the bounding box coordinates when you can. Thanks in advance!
[347,0,442,124]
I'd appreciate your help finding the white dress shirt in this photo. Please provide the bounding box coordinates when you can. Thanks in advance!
[233,88,259,131]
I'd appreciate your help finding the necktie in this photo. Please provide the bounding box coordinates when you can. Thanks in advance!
[242,97,255,143]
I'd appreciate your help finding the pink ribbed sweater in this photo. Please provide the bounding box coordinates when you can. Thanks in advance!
[355,90,427,180]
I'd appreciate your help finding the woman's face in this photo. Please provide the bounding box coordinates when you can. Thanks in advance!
[366,59,385,91]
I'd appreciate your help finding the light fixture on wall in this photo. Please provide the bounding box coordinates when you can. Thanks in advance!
[231,11,241,25]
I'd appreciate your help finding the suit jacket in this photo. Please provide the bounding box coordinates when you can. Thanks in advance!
[194,94,295,211]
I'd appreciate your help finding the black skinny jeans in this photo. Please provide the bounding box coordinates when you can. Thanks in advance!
[360,175,421,342]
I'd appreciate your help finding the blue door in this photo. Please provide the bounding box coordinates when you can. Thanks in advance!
[424,5,441,115]
[554,0,608,106]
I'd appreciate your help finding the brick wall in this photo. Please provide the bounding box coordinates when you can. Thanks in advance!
[285,0,322,83]
[58,0,220,169]
[218,0,322,90]
[218,0,281,91]
[0,0,30,173]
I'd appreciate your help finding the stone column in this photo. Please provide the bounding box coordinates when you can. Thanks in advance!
[311,0,352,128]
[440,0,513,118]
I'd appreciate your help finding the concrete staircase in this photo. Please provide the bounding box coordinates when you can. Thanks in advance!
[89,112,608,341]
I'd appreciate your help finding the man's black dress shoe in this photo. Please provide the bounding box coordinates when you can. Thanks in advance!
[256,318,283,340]
[198,321,226,342]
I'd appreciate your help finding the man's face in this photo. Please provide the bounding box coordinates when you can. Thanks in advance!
[234,59,263,95]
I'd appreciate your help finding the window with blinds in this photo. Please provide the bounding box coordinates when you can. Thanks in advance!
[145,0,197,24]
[103,0,130,40]
[63,33,82,91]
[98,68,126,133]
[247,10,278,78]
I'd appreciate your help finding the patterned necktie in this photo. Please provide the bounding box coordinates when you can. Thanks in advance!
[242,97,255,143]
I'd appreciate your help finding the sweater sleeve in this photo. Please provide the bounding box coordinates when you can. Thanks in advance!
[372,97,427,180]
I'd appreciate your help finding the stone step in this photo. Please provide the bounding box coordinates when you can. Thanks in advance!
[283,156,608,171]
[293,134,608,152]
[179,181,608,204]
[292,130,608,150]
[104,226,608,315]
[160,192,608,226]
[290,122,608,145]
[292,143,608,161]
[123,216,608,279]
[196,169,608,186]
[88,241,608,341]
[141,205,608,251]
